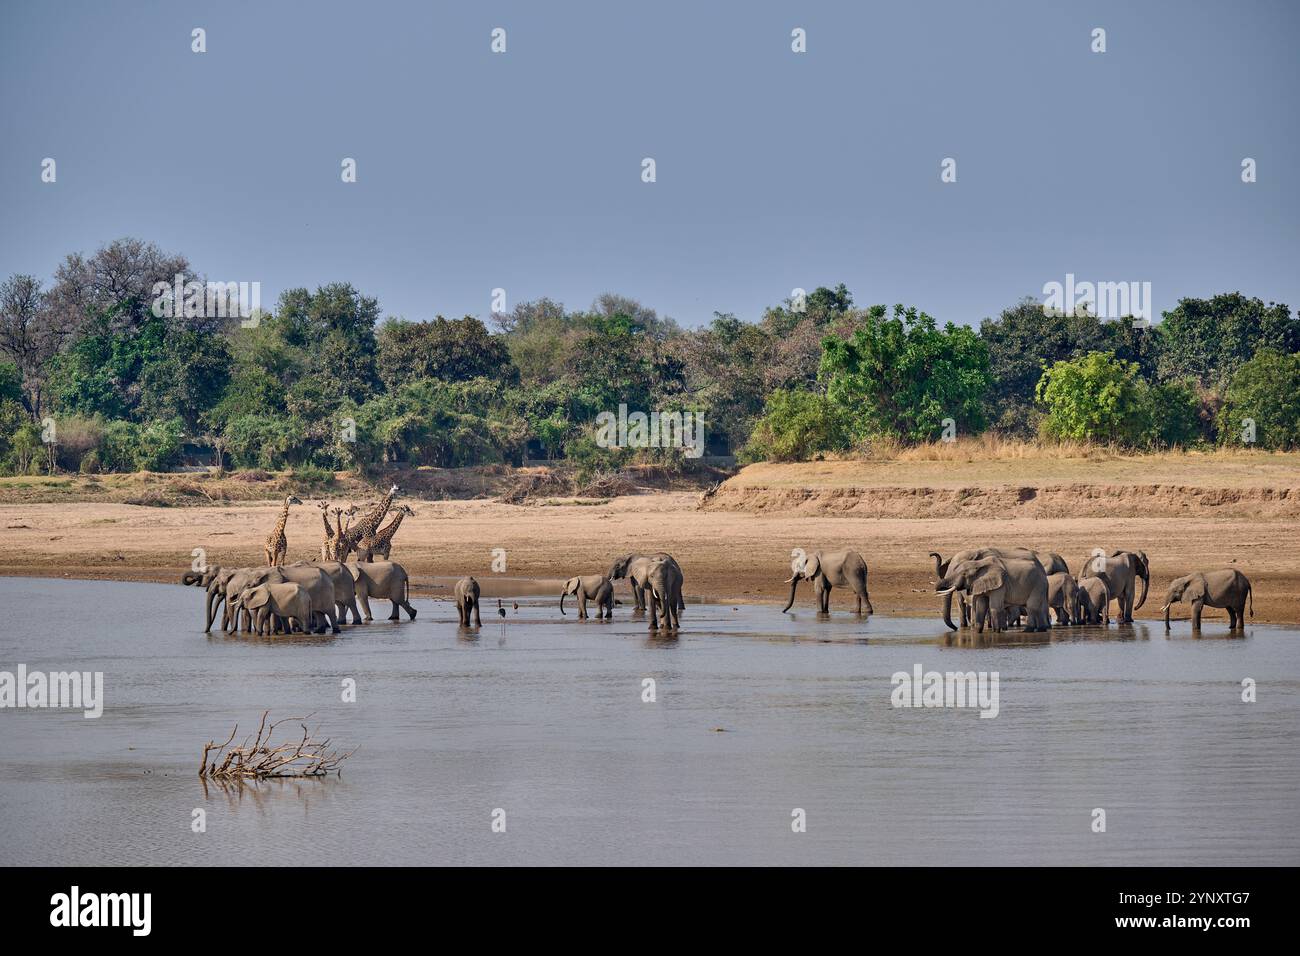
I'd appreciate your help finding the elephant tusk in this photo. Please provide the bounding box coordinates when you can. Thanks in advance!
[935,587,955,595]
[783,576,796,584]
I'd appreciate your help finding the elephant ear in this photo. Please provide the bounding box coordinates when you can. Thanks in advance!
[803,554,821,579]
[971,565,1004,595]
[245,586,270,609]
[1184,575,1207,603]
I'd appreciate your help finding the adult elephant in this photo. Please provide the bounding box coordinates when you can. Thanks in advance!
[936,555,1050,633]
[1078,550,1149,624]
[782,549,873,614]
[346,561,417,622]
[609,553,685,611]
[642,557,683,631]
[288,560,361,625]
[1161,569,1253,631]
[225,565,338,634]
[182,565,243,632]
[930,548,1050,630]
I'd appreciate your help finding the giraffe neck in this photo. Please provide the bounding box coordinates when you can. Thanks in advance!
[377,510,406,541]
[355,490,395,537]
[273,502,290,536]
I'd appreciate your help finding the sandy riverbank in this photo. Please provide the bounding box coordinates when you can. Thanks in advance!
[2,477,1297,623]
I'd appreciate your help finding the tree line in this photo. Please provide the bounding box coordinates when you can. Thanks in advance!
[1,238,1298,477]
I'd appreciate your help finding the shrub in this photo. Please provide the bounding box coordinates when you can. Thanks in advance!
[1217,350,1300,449]
[742,388,851,462]
[1036,352,1148,445]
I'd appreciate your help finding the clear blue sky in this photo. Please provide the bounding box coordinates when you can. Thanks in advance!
[2,0,1296,328]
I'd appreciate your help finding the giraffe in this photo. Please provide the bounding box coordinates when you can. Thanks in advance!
[264,495,303,567]
[330,505,360,561]
[346,484,399,554]
[357,504,415,561]
[317,500,334,561]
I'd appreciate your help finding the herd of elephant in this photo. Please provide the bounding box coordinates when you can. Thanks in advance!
[180,551,687,635]
[181,545,1255,637]
[928,547,1254,633]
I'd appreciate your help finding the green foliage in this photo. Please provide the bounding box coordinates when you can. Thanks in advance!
[92,417,185,472]
[377,316,518,390]
[1158,293,1300,388]
[223,415,307,470]
[1140,378,1202,448]
[1218,350,1300,450]
[1036,352,1149,444]
[821,304,991,443]
[0,362,22,404]
[742,388,850,462]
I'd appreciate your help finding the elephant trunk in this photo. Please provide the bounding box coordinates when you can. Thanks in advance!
[204,589,220,633]
[559,591,567,616]
[941,590,958,631]
[182,571,202,587]
[1135,566,1149,611]
[1163,602,1171,630]
[781,578,799,613]
[929,552,948,578]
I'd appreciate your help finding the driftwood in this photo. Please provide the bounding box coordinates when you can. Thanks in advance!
[198,710,355,779]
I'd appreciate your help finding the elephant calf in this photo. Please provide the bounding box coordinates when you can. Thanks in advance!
[455,576,482,627]
[1077,572,1112,625]
[783,549,873,615]
[1162,569,1253,631]
[560,575,613,620]
[243,582,313,636]
[1046,572,1081,626]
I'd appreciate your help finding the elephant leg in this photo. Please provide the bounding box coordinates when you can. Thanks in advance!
[647,587,659,629]
[473,601,481,627]
[630,576,645,610]
[1227,606,1238,628]
[578,594,588,620]
[1192,600,1203,631]
[358,591,374,623]
[324,606,339,633]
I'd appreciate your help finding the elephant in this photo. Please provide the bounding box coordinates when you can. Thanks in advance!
[782,549,873,614]
[454,576,481,627]
[609,553,685,611]
[225,564,338,634]
[930,548,1052,629]
[1077,572,1112,625]
[1162,569,1253,631]
[642,557,683,631]
[182,565,244,632]
[1078,550,1149,623]
[560,575,613,620]
[1046,572,1081,626]
[936,556,1050,632]
[346,561,417,622]
[243,582,313,636]
[289,561,361,625]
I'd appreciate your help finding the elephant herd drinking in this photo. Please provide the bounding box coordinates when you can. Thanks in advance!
[184,491,1255,636]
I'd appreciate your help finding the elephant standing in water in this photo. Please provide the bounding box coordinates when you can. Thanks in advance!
[454,576,481,627]
[560,575,614,620]
[224,565,338,634]
[243,582,313,636]
[930,548,1058,629]
[935,555,1050,633]
[1079,550,1149,623]
[642,557,683,631]
[1077,572,1113,625]
[1046,572,1081,626]
[346,561,417,622]
[1162,569,1253,631]
[609,553,685,611]
[782,549,873,614]
[182,565,242,632]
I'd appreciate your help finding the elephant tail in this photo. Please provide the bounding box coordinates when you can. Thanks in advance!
[1248,582,1254,618]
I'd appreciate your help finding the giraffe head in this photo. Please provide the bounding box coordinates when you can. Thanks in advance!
[316,499,329,511]
[396,504,416,517]
[286,495,303,506]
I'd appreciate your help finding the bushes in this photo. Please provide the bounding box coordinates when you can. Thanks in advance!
[742,388,851,462]
[1218,350,1300,450]
[93,418,185,472]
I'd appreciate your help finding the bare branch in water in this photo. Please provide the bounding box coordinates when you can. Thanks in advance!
[198,710,355,779]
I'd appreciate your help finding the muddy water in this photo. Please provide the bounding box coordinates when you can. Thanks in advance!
[1,576,1297,866]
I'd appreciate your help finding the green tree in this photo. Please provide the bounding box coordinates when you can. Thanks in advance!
[1157,293,1300,388]
[743,387,850,462]
[377,316,517,390]
[1217,350,1300,450]
[822,304,991,443]
[1035,351,1148,444]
